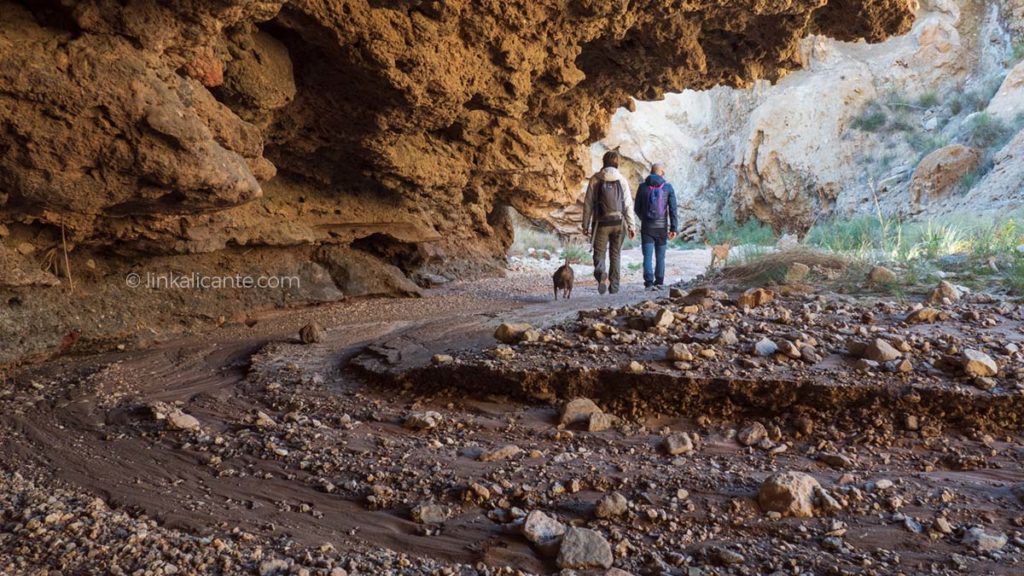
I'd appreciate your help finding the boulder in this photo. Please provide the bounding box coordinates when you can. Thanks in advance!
[556,527,613,569]
[560,398,603,427]
[862,338,902,362]
[737,287,774,308]
[166,409,201,432]
[783,262,810,284]
[494,323,534,344]
[664,433,694,455]
[299,322,325,344]
[522,510,565,557]
[961,526,1007,552]
[410,502,449,524]
[928,280,961,303]
[404,411,442,431]
[909,145,981,206]
[587,412,617,432]
[737,422,768,446]
[986,60,1024,123]
[595,492,629,518]
[868,265,897,284]
[479,444,522,462]
[757,471,821,518]
[961,349,998,377]
[754,338,778,356]
[666,343,694,362]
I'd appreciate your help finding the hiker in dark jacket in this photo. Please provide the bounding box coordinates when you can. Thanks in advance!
[633,163,679,290]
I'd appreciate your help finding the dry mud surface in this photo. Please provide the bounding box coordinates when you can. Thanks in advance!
[1,258,1023,575]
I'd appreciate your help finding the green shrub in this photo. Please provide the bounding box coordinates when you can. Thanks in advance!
[959,170,979,192]
[851,105,887,132]
[1012,41,1024,64]
[560,242,589,264]
[909,133,949,155]
[966,112,1013,150]
[917,90,940,108]
[949,96,963,116]
[705,216,776,246]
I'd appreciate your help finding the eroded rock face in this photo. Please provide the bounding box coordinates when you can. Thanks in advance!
[594,0,1022,235]
[0,0,915,362]
[1,0,913,270]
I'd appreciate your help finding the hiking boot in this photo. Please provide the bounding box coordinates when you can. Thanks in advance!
[609,285,620,295]
[597,281,607,295]
[645,285,658,292]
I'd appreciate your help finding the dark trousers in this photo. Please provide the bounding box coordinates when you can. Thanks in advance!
[592,223,624,291]
[641,227,668,286]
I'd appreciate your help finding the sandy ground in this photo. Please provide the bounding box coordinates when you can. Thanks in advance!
[1,248,1022,575]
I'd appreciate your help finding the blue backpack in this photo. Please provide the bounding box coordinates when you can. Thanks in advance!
[645,182,668,220]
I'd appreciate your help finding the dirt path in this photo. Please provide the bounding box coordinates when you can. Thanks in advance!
[2,248,1021,575]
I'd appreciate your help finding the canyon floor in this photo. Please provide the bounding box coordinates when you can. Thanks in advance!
[1,248,1022,576]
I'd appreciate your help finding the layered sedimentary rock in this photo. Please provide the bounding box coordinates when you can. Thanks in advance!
[1,0,914,290]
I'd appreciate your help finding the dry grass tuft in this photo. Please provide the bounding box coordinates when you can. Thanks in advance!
[715,248,849,287]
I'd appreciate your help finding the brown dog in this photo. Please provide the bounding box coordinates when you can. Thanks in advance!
[552,262,574,300]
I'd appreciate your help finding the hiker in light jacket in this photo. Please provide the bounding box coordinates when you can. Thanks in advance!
[582,150,637,295]
[633,163,679,290]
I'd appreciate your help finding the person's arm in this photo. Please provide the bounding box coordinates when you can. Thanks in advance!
[668,184,679,233]
[634,184,645,220]
[620,177,637,236]
[581,177,595,235]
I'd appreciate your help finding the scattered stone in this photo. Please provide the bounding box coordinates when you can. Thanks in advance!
[961,526,1007,552]
[961,349,998,377]
[560,398,602,427]
[587,412,617,432]
[868,265,897,284]
[410,502,449,524]
[299,322,325,344]
[737,287,774,308]
[653,308,674,328]
[165,409,201,432]
[404,411,443,430]
[929,280,961,303]
[737,422,767,447]
[595,492,628,519]
[666,342,694,362]
[252,410,276,428]
[716,327,739,346]
[817,453,854,469]
[712,547,745,565]
[905,307,943,323]
[664,433,694,455]
[863,338,902,362]
[522,510,565,557]
[431,354,454,365]
[479,444,522,462]
[556,527,613,569]
[627,360,645,373]
[758,471,821,518]
[754,338,778,357]
[783,262,810,284]
[494,322,533,344]
[934,517,954,534]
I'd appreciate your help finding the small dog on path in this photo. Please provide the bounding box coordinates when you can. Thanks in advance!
[552,261,574,300]
[707,241,732,269]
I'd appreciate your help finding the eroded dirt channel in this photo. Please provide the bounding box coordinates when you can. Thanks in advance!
[1,269,1023,575]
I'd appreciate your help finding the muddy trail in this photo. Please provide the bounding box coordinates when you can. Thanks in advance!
[1,257,1023,575]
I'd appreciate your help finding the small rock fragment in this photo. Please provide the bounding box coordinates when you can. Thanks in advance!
[556,527,613,569]
[758,471,821,518]
[299,322,325,344]
[595,492,628,519]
